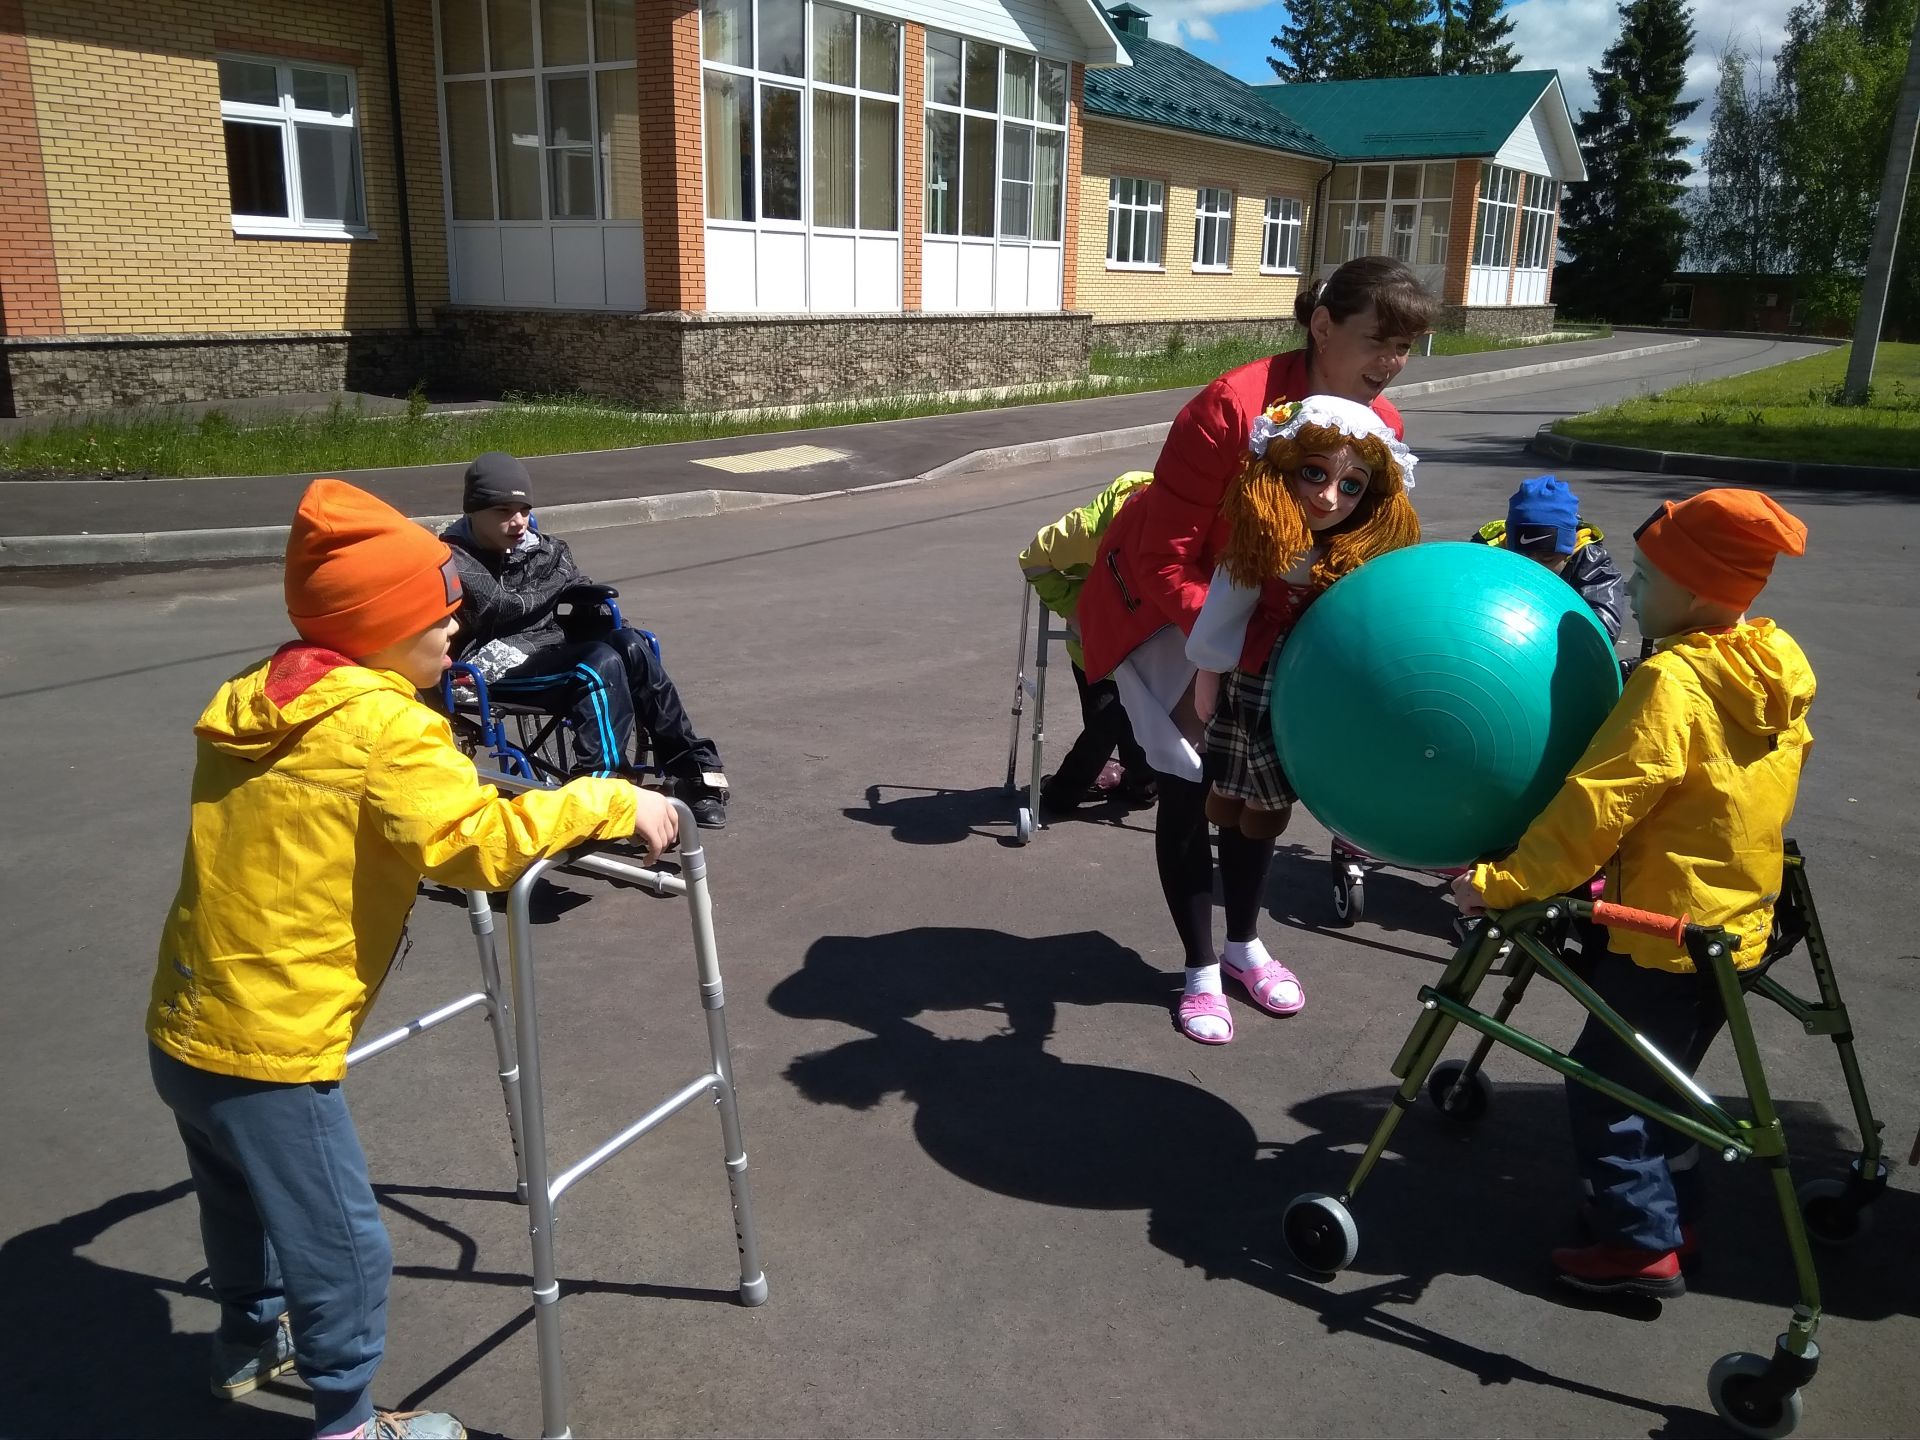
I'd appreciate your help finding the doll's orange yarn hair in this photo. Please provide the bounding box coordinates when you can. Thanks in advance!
[1219,420,1421,589]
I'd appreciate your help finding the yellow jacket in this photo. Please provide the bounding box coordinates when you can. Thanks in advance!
[147,644,639,1083]
[1018,471,1152,667]
[1472,620,1814,972]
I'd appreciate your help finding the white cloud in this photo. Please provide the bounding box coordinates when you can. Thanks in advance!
[1126,0,1275,47]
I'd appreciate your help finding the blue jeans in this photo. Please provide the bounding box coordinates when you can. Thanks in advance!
[1565,938,1727,1252]
[149,1045,388,1433]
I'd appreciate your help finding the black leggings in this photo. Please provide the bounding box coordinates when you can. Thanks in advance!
[1154,770,1276,968]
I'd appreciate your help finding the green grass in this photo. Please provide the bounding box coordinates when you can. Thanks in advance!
[0,327,1607,481]
[1554,341,1920,468]
[1091,327,1608,392]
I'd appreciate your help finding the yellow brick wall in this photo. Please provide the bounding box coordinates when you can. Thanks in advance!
[23,0,447,334]
[1076,118,1325,323]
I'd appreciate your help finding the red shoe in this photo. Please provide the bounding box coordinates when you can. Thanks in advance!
[1551,1241,1686,1298]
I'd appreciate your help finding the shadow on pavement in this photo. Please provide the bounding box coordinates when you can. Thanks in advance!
[841,783,1028,847]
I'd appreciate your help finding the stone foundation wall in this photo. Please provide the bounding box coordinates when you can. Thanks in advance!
[1437,303,1557,338]
[439,307,1093,409]
[0,330,427,416]
[1091,316,1301,355]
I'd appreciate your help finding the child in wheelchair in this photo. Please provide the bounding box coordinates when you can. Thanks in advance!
[1452,488,1812,1296]
[443,451,732,828]
[1470,474,1626,642]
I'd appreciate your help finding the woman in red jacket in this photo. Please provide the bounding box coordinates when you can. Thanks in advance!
[1077,257,1436,1044]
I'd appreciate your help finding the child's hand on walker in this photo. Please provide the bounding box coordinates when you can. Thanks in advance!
[630,786,681,862]
[1449,871,1488,916]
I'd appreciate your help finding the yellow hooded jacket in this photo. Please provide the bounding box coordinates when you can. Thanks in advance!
[1471,620,1814,972]
[147,644,639,1083]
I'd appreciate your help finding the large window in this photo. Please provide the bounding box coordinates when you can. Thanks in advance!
[1515,173,1559,270]
[1475,163,1522,268]
[1192,186,1232,271]
[700,1,900,230]
[1323,162,1452,269]
[923,33,1067,244]
[1107,177,1163,268]
[220,57,366,237]
[438,0,639,224]
[1260,195,1302,273]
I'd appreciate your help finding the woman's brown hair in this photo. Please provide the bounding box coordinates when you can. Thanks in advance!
[1292,256,1438,345]
[1219,419,1421,590]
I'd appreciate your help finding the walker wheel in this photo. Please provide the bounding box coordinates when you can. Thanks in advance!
[1330,858,1365,926]
[1015,807,1035,845]
[1795,1177,1871,1247]
[1708,1352,1803,1439]
[1283,1192,1359,1274]
[1426,1060,1492,1124]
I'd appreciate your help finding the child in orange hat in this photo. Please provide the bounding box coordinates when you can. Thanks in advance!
[1452,487,1812,1299]
[146,479,677,1440]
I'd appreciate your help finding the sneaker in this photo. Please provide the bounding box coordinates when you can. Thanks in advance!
[1550,1241,1686,1298]
[372,1413,468,1439]
[209,1311,294,1399]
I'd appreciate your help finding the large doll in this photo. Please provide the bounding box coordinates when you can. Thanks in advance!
[1177,396,1421,1043]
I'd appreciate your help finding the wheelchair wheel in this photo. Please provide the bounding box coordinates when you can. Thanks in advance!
[1795,1177,1872,1247]
[1330,855,1365,926]
[1283,1193,1358,1274]
[1708,1352,1803,1439]
[1426,1060,1492,1124]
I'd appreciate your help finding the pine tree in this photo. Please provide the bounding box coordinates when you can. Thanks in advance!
[1268,0,1349,83]
[1555,0,1700,322]
[1440,0,1521,73]
[1333,0,1442,78]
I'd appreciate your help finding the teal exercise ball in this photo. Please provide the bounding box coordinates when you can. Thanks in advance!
[1271,542,1621,869]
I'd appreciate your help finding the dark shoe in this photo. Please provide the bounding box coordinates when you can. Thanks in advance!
[1038,774,1085,816]
[1551,1241,1685,1298]
[1118,776,1159,808]
[1677,1222,1701,1276]
[687,787,728,828]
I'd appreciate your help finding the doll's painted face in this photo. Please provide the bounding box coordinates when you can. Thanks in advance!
[1290,443,1372,531]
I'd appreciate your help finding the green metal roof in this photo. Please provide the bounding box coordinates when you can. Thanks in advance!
[1255,71,1560,161]
[1081,31,1335,159]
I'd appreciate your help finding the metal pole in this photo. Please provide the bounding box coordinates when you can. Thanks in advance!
[505,856,573,1440]
[1027,595,1051,832]
[1843,4,1920,401]
[468,888,530,1204]
[1006,585,1033,790]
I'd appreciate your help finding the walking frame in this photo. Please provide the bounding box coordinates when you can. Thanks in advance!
[1004,582,1069,845]
[1281,843,1886,1439]
[344,793,768,1440]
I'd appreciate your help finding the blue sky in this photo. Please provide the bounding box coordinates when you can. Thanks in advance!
[1126,0,1800,160]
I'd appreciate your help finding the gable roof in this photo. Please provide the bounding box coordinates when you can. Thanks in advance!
[1255,70,1566,162]
[1082,31,1334,158]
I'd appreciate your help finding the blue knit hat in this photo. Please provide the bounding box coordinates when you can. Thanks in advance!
[1507,475,1580,556]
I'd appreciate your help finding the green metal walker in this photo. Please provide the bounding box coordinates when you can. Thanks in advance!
[1281,842,1889,1439]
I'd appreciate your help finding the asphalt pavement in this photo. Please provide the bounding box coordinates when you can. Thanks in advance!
[2,339,1914,1438]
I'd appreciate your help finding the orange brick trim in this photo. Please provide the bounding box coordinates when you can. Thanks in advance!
[639,0,704,311]
[1061,62,1084,309]
[0,0,63,336]
[901,24,924,311]
[213,33,365,67]
[1442,158,1478,306]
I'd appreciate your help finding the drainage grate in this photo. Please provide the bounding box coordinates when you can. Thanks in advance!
[690,444,848,475]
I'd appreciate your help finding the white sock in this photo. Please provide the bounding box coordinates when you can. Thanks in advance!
[1223,937,1301,1009]
[1182,963,1229,1040]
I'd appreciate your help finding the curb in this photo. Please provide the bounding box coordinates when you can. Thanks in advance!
[1527,427,1920,495]
[0,338,1707,571]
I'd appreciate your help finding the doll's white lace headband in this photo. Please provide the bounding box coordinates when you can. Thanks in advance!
[1247,395,1419,489]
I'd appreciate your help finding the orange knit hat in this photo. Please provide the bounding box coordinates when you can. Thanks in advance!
[284,478,463,657]
[1634,488,1808,610]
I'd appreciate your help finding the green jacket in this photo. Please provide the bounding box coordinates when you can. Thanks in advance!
[1018,472,1152,667]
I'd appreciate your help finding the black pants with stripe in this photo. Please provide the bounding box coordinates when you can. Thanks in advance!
[491,629,722,781]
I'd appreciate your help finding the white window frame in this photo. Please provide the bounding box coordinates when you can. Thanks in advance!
[1260,195,1302,274]
[1515,173,1558,272]
[1318,162,1453,271]
[922,35,1069,247]
[219,55,370,240]
[1475,162,1522,269]
[1192,185,1233,272]
[1106,176,1164,270]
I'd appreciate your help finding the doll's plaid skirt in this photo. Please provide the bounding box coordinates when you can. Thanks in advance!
[1205,662,1297,809]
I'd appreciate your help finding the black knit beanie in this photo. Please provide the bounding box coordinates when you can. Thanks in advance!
[463,451,534,512]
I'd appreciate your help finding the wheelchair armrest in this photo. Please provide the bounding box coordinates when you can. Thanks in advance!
[555,583,625,638]
[559,583,620,604]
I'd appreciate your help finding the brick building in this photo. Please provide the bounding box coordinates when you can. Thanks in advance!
[0,0,1586,416]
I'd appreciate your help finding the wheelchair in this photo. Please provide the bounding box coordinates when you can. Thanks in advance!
[437,583,664,785]
[1282,842,1887,1438]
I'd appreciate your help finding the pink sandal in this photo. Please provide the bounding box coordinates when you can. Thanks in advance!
[1175,991,1234,1045]
[1223,958,1306,1016]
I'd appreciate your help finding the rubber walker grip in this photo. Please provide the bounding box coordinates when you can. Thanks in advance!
[1591,900,1690,945]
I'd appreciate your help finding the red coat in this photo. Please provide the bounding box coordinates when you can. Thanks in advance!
[1077,350,1405,680]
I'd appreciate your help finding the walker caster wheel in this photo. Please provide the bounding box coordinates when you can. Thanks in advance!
[1427,1060,1492,1124]
[1330,859,1365,926]
[1283,1192,1359,1274]
[1015,807,1034,845]
[1708,1352,1803,1439]
[1796,1177,1871,1247]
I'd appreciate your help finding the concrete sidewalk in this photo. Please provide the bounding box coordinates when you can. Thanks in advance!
[2,332,1696,566]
